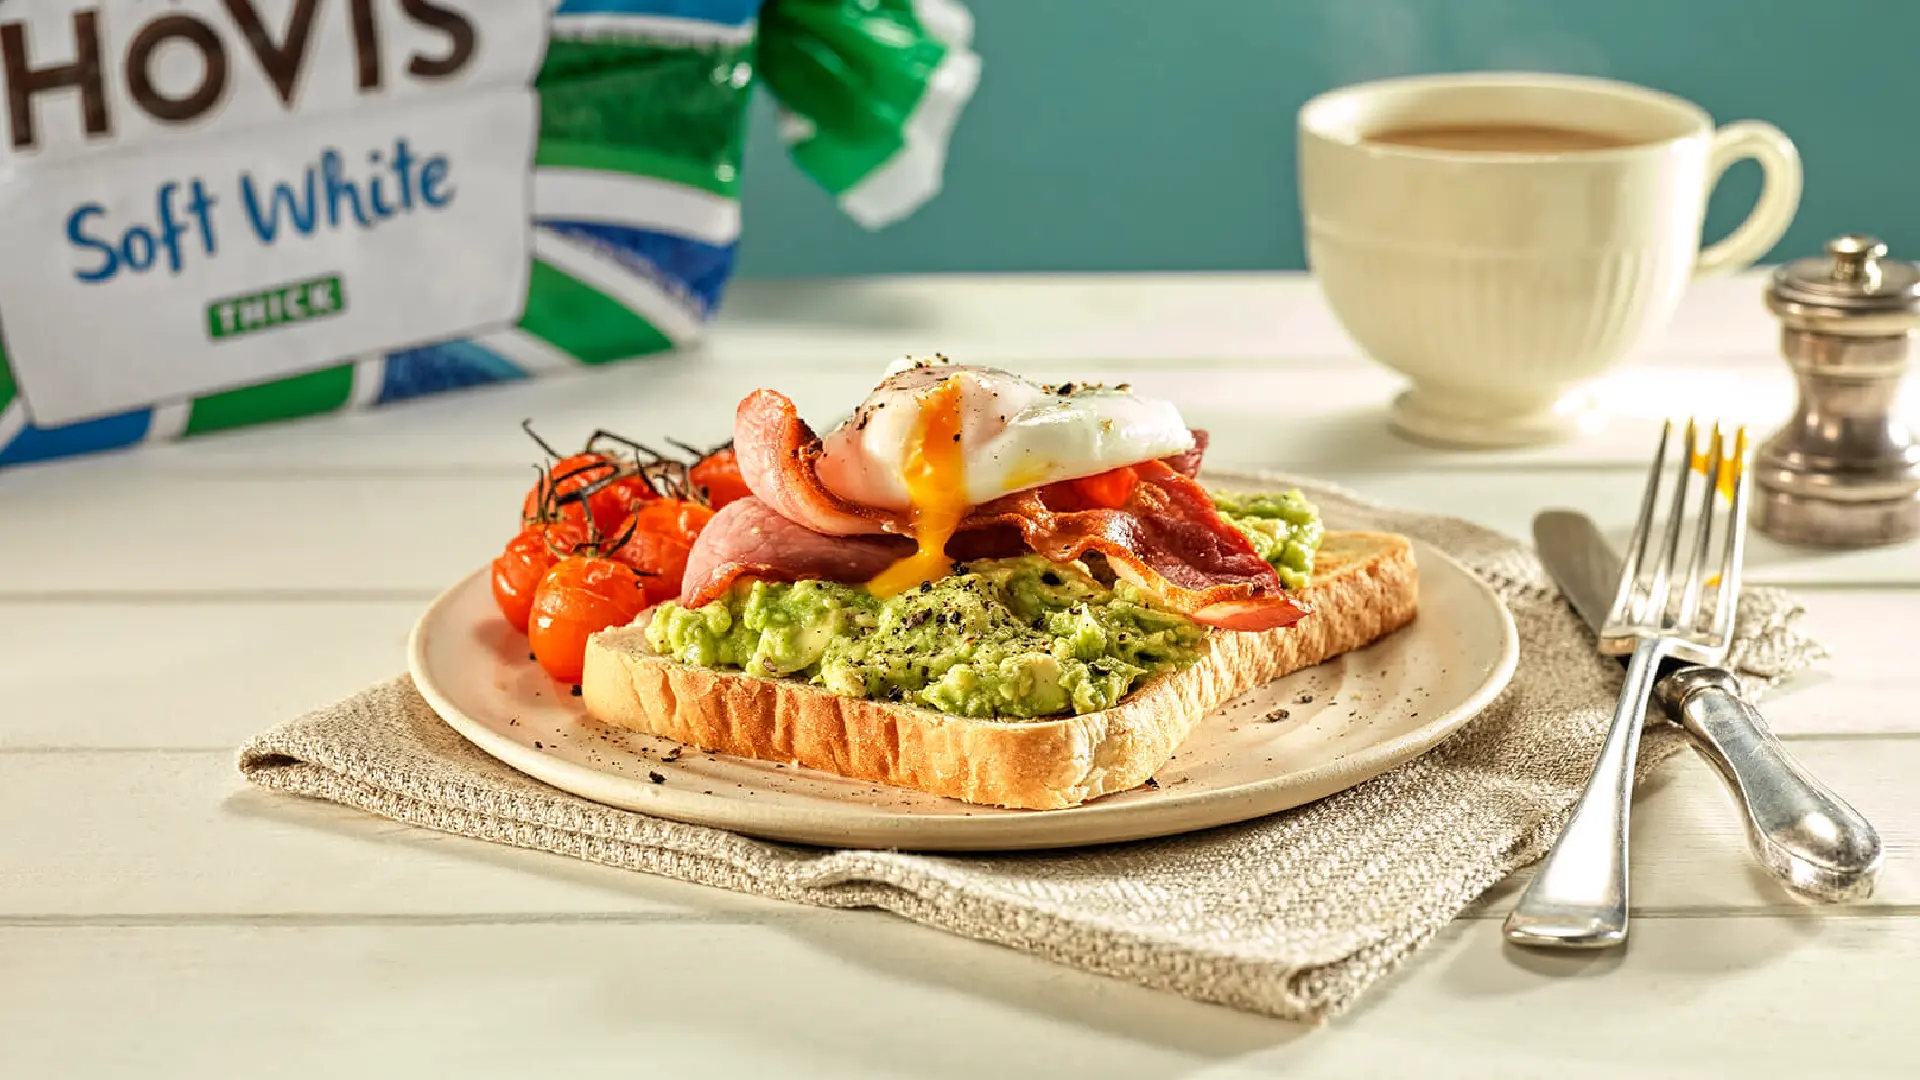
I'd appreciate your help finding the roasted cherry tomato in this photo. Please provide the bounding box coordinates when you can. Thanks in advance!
[528,556,649,684]
[689,447,752,510]
[522,453,661,535]
[490,521,590,633]
[522,452,619,527]
[614,498,717,605]
[1069,465,1138,509]
[581,471,659,534]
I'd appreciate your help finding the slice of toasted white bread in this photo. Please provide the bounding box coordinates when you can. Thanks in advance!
[581,531,1418,811]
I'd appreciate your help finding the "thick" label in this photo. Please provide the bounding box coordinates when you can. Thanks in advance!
[207,274,347,340]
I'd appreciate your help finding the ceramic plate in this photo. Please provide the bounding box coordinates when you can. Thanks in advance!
[408,518,1518,852]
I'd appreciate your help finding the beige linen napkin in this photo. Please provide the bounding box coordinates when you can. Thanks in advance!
[236,475,1824,1023]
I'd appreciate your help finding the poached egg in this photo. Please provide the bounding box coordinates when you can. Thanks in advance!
[816,357,1196,596]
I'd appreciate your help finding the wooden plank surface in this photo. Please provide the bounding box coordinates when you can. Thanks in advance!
[698,271,1788,366]
[1,917,1910,1079]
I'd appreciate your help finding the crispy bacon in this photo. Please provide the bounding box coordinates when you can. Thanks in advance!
[1161,429,1209,478]
[686,479,1307,630]
[679,498,1024,608]
[734,389,899,537]
[679,498,907,606]
[972,461,1310,630]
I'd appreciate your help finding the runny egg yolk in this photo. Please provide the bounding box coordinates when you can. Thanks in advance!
[867,377,969,598]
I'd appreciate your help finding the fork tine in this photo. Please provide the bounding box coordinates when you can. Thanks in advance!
[1644,418,1698,627]
[1607,419,1672,629]
[1675,423,1723,631]
[1711,425,1753,640]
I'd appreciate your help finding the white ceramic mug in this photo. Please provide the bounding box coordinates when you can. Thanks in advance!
[1297,72,1801,448]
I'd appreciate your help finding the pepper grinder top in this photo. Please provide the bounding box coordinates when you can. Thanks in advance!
[1755,234,1920,547]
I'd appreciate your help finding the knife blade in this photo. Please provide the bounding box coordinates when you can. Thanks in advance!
[1532,509,1883,903]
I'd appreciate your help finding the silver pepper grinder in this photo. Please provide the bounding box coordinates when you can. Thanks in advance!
[1755,234,1920,547]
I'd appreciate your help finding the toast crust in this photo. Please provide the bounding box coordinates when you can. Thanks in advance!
[581,532,1418,810]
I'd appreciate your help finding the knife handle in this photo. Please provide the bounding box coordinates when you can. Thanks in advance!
[1658,667,1883,903]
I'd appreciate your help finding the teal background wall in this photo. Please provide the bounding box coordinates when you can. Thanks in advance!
[732,0,1909,276]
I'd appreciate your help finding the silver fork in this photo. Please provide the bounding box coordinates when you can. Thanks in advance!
[1504,418,1753,949]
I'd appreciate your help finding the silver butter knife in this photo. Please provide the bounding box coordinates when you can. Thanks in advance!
[1533,508,1882,903]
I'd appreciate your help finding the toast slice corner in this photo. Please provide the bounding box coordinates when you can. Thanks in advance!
[581,531,1419,811]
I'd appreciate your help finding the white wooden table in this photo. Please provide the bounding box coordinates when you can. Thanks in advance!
[2,271,1913,1078]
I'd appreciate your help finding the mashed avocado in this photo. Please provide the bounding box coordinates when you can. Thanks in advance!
[1212,489,1323,590]
[646,557,1208,719]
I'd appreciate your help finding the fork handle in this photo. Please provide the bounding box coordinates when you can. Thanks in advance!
[1659,667,1884,903]
[1504,637,1669,949]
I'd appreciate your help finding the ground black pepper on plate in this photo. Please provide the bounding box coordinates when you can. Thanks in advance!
[648,771,665,784]
[570,685,582,697]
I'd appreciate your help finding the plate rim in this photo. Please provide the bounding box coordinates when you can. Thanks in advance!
[407,536,1518,851]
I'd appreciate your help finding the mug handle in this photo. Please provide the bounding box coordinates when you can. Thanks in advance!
[1694,120,1803,279]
